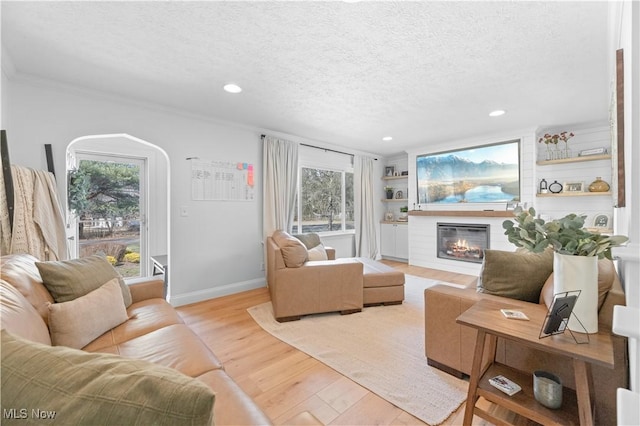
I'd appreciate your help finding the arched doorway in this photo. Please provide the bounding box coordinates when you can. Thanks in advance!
[66,134,169,282]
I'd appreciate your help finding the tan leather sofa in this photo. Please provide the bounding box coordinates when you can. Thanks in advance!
[266,233,364,321]
[424,261,628,423]
[0,254,271,425]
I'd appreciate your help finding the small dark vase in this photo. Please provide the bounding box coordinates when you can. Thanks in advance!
[386,190,393,199]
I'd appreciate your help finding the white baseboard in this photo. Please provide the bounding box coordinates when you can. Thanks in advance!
[169,277,266,307]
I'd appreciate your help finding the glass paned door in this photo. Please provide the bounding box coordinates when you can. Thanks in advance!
[71,153,146,278]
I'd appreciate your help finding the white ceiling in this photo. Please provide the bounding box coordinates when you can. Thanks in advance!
[1,1,610,156]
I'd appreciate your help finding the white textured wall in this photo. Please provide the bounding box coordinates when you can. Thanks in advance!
[1,76,375,306]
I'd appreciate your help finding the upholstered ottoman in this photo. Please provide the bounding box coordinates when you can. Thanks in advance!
[356,258,405,306]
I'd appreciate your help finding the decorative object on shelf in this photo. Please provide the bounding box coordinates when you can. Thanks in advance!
[588,177,610,192]
[395,190,403,199]
[393,170,400,177]
[397,206,408,221]
[384,211,394,221]
[533,371,563,409]
[563,181,584,193]
[579,147,607,157]
[385,166,395,177]
[558,131,574,159]
[548,181,563,193]
[506,201,517,211]
[401,171,408,176]
[592,213,611,229]
[502,207,628,333]
[384,186,393,199]
[539,178,548,194]
[538,131,574,160]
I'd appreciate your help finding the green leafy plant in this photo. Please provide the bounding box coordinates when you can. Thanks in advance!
[502,207,628,259]
[400,206,408,213]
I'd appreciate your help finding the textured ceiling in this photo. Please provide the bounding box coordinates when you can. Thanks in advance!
[1,1,610,156]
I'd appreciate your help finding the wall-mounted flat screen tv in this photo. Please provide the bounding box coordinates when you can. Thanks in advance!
[416,140,520,204]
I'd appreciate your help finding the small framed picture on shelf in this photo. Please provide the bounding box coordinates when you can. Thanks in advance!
[592,213,611,228]
[385,166,395,177]
[563,181,584,193]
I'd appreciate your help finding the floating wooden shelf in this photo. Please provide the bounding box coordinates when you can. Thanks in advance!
[536,154,611,166]
[382,175,408,180]
[536,191,612,198]
[408,210,514,218]
[381,198,409,202]
[380,220,408,224]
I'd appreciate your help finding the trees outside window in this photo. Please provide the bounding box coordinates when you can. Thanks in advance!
[294,167,354,233]
[69,155,145,278]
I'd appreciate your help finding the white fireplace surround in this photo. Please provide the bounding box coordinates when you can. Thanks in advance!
[409,215,512,275]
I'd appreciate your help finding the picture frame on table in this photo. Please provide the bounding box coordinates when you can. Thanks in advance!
[563,181,584,193]
[385,166,395,177]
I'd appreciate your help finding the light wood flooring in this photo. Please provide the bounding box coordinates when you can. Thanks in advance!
[176,261,522,425]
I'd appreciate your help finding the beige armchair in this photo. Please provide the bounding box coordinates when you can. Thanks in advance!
[265,231,363,322]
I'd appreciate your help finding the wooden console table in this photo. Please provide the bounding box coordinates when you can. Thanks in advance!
[457,300,614,426]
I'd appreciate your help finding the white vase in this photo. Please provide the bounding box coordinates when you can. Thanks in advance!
[553,252,599,334]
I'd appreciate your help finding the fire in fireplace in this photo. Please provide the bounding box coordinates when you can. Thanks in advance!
[437,223,489,263]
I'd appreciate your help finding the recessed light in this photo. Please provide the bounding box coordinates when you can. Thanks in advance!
[223,83,242,94]
[489,110,506,117]
[382,136,393,141]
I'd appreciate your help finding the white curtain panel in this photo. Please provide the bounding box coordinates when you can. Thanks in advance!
[354,155,378,259]
[262,135,299,238]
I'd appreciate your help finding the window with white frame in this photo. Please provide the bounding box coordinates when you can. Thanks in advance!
[293,146,354,234]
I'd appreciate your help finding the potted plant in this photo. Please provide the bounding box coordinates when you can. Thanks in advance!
[384,186,394,199]
[503,207,628,333]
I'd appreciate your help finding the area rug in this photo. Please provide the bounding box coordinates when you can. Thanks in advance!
[247,275,468,425]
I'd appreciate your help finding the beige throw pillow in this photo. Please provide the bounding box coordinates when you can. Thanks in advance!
[272,230,309,267]
[308,243,329,261]
[48,279,129,349]
[477,249,553,303]
[1,329,215,425]
[36,254,132,307]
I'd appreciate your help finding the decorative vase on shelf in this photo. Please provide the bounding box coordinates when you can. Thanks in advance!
[553,253,599,334]
[386,190,393,199]
[588,177,610,192]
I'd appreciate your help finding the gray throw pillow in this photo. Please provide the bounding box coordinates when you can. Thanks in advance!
[36,255,132,307]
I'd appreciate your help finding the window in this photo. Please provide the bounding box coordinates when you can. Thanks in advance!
[293,146,354,234]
